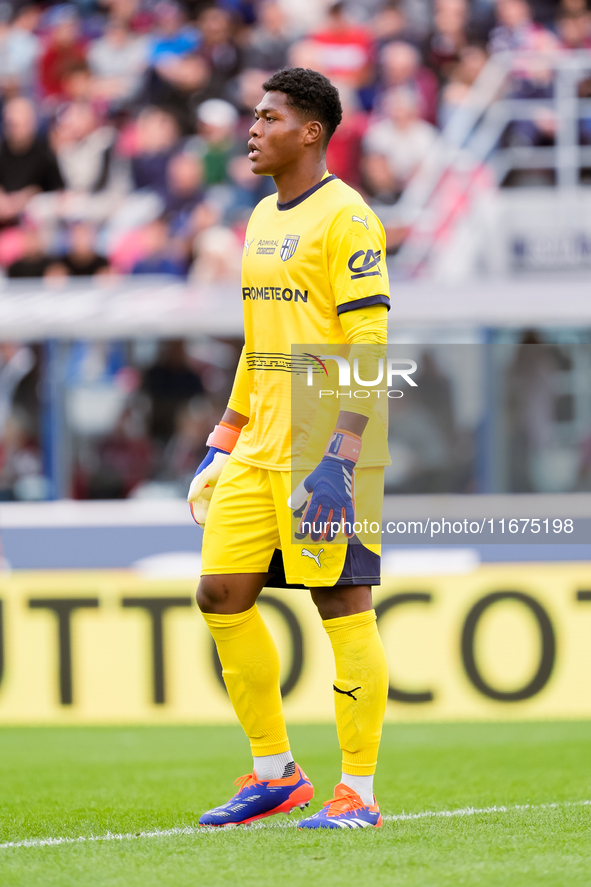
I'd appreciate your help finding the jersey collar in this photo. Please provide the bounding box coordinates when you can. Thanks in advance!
[276,174,338,212]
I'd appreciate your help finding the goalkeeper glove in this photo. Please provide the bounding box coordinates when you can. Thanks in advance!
[287,429,361,543]
[188,422,241,527]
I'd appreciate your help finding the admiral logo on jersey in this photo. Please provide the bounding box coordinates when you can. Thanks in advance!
[281,235,300,261]
[348,249,382,280]
[257,239,279,255]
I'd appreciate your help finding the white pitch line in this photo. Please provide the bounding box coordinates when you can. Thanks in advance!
[383,799,591,822]
[1,799,589,851]
[0,826,204,851]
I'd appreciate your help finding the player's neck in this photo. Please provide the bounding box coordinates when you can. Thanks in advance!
[273,158,328,206]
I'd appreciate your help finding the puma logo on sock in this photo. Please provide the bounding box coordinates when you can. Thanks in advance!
[334,685,361,701]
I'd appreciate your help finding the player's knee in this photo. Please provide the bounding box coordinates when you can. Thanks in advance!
[196,577,229,613]
[311,585,373,620]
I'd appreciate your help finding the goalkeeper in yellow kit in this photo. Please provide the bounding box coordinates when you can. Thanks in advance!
[189,68,390,830]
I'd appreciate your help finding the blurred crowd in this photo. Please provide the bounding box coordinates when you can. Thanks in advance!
[3,331,591,502]
[1,0,591,500]
[0,0,586,281]
[0,336,240,500]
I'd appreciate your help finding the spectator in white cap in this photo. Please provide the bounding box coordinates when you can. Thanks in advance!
[195,98,239,185]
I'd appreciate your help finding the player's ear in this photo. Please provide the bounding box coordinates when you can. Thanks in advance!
[303,120,323,147]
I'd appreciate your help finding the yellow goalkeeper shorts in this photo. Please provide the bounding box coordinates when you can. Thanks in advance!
[201,457,383,588]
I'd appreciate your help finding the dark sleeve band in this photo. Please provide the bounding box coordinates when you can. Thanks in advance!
[336,294,391,316]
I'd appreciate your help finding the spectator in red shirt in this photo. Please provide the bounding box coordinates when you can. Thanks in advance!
[326,83,369,189]
[310,1,374,89]
[39,4,86,103]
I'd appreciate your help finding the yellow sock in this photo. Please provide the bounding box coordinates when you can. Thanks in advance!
[323,609,388,776]
[202,605,290,756]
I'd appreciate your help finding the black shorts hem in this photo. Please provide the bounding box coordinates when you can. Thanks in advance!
[266,540,381,589]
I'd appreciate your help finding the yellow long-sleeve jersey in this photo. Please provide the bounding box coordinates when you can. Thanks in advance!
[228,173,391,470]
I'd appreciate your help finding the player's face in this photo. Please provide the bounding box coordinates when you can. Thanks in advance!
[248,91,309,175]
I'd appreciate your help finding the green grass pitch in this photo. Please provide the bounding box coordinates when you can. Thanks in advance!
[0,722,590,886]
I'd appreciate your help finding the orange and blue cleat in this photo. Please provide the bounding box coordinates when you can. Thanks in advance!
[198,765,314,827]
[297,783,383,829]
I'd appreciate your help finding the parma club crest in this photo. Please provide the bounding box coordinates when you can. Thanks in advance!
[280,235,300,261]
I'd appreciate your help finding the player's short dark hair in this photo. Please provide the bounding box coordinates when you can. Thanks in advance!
[262,68,343,144]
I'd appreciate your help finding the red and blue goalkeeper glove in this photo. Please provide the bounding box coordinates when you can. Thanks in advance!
[188,422,241,527]
[287,429,361,543]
